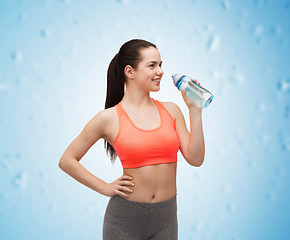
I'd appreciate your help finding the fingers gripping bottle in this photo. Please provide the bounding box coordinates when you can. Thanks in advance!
[172,73,214,108]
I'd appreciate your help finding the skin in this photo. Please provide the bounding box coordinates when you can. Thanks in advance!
[58,46,205,203]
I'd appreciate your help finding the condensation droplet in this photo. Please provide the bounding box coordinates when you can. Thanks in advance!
[49,203,58,212]
[0,159,11,169]
[12,172,28,189]
[266,191,277,202]
[61,102,70,111]
[258,133,270,143]
[255,24,263,35]
[247,159,255,168]
[116,0,129,4]
[278,131,289,151]
[204,24,214,32]
[11,51,23,61]
[254,118,262,127]
[236,22,246,30]
[256,102,267,112]
[284,104,289,118]
[14,152,21,159]
[207,35,220,52]
[220,0,231,10]
[0,84,9,92]
[270,26,283,36]
[226,203,236,212]
[40,29,52,38]
[18,13,27,24]
[222,183,232,194]
[277,78,290,92]
[254,0,270,7]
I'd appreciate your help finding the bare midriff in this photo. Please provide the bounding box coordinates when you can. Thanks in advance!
[121,162,177,203]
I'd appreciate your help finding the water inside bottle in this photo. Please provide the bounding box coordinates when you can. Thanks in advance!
[184,87,206,108]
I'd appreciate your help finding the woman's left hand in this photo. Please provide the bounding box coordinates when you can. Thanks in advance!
[180,80,202,113]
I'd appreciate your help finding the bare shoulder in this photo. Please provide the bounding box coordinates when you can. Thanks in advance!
[94,106,119,142]
[158,101,183,121]
[95,106,118,127]
[96,106,117,122]
[84,106,117,138]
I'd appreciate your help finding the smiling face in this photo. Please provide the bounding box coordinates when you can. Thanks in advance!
[125,47,164,92]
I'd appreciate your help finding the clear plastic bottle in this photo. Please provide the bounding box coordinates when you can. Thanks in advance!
[172,73,214,108]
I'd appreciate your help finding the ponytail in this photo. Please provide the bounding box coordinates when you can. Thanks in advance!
[105,54,125,109]
[104,39,157,164]
[104,54,125,163]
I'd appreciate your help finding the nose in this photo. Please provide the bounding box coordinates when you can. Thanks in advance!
[157,67,164,76]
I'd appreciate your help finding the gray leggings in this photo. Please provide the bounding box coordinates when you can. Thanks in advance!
[103,194,178,240]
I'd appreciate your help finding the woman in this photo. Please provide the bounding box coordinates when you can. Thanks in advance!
[58,39,205,240]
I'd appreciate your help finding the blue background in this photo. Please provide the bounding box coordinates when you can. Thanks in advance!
[1,0,289,239]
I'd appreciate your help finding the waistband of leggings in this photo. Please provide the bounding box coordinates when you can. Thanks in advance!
[111,194,177,209]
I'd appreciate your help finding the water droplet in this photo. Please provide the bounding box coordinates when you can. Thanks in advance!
[254,24,263,35]
[11,51,23,61]
[278,131,289,151]
[230,71,245,84]
[40,28,52,38]
[222,184,232,194]
[18,13,27,24]
[12,172,28,189]
[266,191,277,202]
[226,203,236,212]
[236,22,246,30]
[220,0,231,10]
[207,35,220,52]
[14,153,21,159]
[0,84,8,92]
[116,0,129,4]
[204,24,214,32]
[247,159,255,168]
[270,26,283,36]
[277,78,290,92]
[61,102,70,111]
[258,133,270,143]
[0,159,10,169]
[256,102,267,112]
[284,103,289,118]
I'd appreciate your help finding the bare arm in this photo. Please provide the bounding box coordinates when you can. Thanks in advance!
[166,89,205,167]
[178,89,205,166]
[58,110,109,195]
[58,108,135,198]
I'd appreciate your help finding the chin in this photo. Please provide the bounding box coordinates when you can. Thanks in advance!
[150,88,160,92]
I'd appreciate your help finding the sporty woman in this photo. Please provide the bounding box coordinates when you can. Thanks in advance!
[58,39,205,240]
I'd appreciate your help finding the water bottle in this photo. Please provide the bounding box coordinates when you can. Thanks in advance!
[172,73,213,108]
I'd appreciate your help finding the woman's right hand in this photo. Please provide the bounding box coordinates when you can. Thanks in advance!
[101,175,135,198]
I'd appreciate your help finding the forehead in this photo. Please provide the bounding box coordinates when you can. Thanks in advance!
[139,47,161,61]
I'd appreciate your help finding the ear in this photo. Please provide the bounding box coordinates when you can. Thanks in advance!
[124,65,135,80]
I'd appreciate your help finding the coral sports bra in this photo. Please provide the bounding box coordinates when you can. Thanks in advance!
[113,98,180,169]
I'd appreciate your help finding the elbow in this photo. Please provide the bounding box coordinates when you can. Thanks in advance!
[58,159,63,170]
[187,155,205,167]
[58,157,67,170]
[193,158,204,167]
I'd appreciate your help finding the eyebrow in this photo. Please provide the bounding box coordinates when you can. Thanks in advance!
[147,61,162,65]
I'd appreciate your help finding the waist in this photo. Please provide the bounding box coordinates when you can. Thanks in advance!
[122,162,177,203]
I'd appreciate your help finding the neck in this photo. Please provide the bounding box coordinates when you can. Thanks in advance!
[121,86,152,108]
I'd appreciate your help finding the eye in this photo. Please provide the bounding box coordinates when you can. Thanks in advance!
[149,64,154,68]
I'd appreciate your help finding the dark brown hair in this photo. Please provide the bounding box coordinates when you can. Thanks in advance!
[104,39,157,163]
